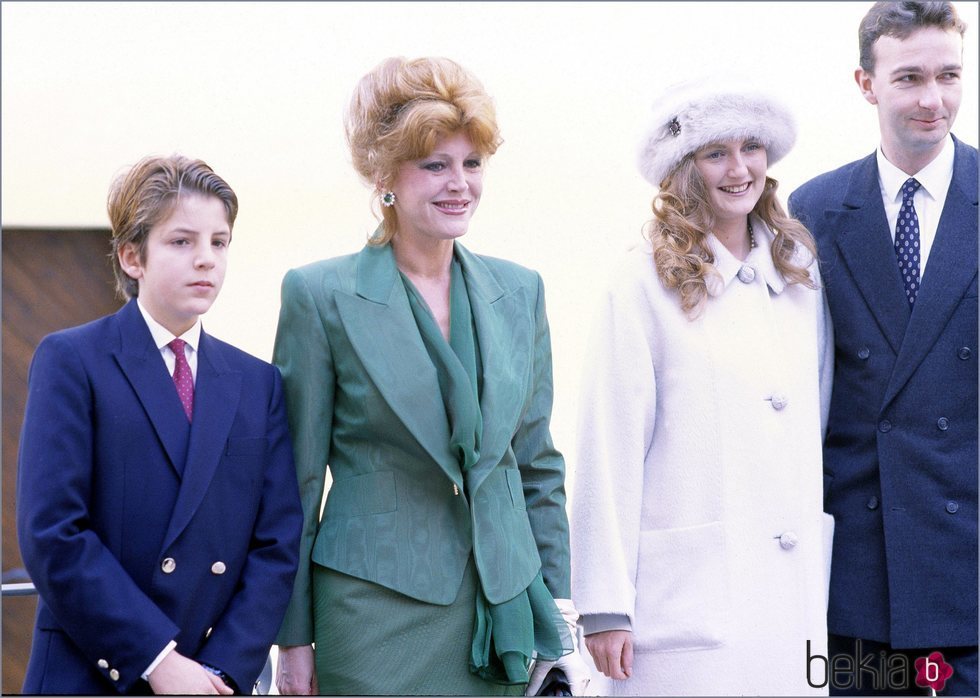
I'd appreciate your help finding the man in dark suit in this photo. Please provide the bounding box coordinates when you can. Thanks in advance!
[789,2,977,695]
[17,155,303,694]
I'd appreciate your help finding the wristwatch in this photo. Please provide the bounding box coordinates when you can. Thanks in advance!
[201,663,239,694]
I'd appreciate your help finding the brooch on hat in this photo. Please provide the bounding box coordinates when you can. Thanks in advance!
[667,116,681,137]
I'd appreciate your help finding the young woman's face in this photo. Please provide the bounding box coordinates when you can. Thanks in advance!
[388,131,484,244]
[693,138,768,226]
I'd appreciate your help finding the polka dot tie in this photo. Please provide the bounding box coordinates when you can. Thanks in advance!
[168,338,194,422]
[895,177,922,306]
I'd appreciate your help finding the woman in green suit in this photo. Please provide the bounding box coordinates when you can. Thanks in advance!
[273,56,589,696]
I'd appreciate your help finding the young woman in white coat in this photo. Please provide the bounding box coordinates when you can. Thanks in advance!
[570,80,835,696]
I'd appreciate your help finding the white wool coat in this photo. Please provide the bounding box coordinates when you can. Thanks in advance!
[571,221,834,696]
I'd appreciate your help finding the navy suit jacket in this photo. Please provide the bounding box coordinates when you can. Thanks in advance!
[17,299,303,694]
[789,137,978,648]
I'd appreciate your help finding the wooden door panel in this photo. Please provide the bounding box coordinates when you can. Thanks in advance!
[2,228,118,694]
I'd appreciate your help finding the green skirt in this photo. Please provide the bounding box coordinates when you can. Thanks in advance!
[313,558,526,696]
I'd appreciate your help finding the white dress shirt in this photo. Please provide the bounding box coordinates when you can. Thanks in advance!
[876,135,955,279]
[136,299,201,383]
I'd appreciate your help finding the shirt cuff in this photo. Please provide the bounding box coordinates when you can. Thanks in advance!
[142,640,177,680]
[581,613,632,636]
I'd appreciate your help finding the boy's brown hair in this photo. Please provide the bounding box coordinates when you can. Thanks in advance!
[107,154,238,299]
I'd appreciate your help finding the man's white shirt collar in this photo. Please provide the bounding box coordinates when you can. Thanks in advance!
[877,135,955,204]
[136,299,202,352]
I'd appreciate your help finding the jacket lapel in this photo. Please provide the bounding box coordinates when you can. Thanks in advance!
[883,140,979,407]
[162,331,241,551]
[334,244,463,490]
[456,244,530,496]
[831,153,911,355]
[112,299,190,476]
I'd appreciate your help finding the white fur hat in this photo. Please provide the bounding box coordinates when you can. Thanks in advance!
[637,77,796,187]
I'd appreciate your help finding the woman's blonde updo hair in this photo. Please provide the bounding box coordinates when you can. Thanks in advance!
[346,56,502,245]
[647,156,817,318]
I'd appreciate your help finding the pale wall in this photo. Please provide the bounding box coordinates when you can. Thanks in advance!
[3,1,978,494]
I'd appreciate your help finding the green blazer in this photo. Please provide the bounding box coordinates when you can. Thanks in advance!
[274,242,570,645]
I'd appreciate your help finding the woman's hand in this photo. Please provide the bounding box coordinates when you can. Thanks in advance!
[275,645,318,695]
[584,630,633,680]
[526,598,592,695]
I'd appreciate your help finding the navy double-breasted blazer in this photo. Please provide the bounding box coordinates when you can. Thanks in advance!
[17,299,303,694]
[789,136,978,648]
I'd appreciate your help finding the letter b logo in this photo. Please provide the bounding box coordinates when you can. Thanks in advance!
[914,651,953,692]
[806,640,829,689]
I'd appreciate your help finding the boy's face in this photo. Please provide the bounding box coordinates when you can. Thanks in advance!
[119,193,231,336]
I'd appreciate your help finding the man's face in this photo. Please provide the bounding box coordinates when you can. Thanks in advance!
[855,27,963,170]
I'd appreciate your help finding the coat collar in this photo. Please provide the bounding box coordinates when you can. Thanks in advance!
[339,242,459,487]
[113,298,193,472]
[339,242,527,495]
[454,244,529,495]
[355,242,401,304]
[706,215,787,297]
[353,240,507,305]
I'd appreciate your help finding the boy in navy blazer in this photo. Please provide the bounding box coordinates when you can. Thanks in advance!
[790,2,977,694]
[17,155,303,694]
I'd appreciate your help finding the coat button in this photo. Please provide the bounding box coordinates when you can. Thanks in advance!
[937,417,949,431]
[857,347,870,360]
[97,659,109,669]
[946,501,959,514]
[161,557,176,574]
[878,420,892,433]
[211,561,226,575]
[778,532,798,549]
[867,496,879,510]
[770,394,789,410]
[737,266,756,284]
[958,347,972,360]
[109,669,120,682]
[205,626,213,639]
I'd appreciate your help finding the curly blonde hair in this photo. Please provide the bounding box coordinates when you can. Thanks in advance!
[647,154,817,318]
[345,56,502,245]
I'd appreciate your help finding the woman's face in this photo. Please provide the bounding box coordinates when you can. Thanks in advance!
[389,131,484,244]
[693,138,768,226]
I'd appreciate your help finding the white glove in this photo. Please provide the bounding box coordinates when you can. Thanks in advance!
[525,598,592,695]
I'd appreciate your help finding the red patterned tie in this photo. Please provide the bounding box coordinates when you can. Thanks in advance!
[168,338,194,422]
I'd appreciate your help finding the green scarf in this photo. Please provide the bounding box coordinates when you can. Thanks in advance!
[401,256,569,685]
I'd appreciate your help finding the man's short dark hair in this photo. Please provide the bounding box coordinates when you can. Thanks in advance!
[859,1,967,73]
